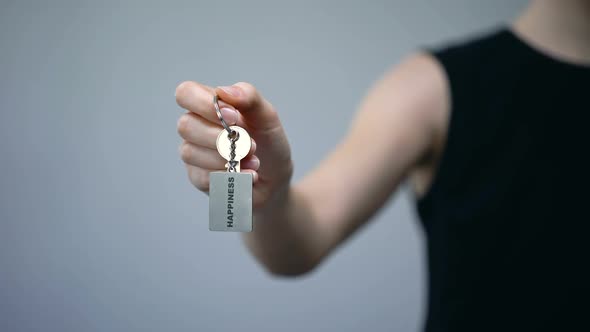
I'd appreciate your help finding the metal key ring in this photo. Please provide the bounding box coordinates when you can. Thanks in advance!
[213,94,235,136]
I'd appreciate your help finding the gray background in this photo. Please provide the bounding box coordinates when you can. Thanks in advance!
[0,1,527,331]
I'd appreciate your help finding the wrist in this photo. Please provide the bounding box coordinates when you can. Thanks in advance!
[255,159,294,217]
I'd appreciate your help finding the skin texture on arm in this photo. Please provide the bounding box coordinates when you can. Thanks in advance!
[242,53,449,276]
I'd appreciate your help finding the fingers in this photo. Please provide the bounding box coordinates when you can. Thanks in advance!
[180,141,227,169]
[177,80,267,194]
[240,154,260,170]
[186,164,211,192]
[175,81,243,126]
[177,112,257,155]
[176,80,281,133]
[177,112,220,149]
[241,169,259,184]
[215,82,281,131]
[180,140,260,170]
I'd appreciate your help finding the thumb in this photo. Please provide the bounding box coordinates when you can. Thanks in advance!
[215,82,281,132]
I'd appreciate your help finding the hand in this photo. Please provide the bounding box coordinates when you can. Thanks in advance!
[175,81,293,209]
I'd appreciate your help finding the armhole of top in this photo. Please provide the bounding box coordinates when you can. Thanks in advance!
[415,27,507,218]
[415,47,458,215]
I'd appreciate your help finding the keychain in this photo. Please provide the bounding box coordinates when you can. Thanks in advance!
[209,94,253,232]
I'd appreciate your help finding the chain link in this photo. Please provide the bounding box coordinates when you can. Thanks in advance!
[227,130,240,172]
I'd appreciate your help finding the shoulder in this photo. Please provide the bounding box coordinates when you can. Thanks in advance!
[429,28,512,86]
[364,52,448,136]
[365,28,510,118]
[349,52,449,180]
[353,28,511,168]
[431,27,509,61]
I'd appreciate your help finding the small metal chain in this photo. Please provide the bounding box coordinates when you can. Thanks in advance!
[227,130,240,172]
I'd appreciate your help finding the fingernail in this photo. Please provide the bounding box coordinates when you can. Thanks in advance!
[219,85,241,97]
[220,107,238,125]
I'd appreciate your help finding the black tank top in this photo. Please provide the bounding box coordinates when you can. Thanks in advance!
[417,28,590,331]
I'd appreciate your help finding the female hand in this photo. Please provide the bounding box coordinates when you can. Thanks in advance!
[175,81,293,209]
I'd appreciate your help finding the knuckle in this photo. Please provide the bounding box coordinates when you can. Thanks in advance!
[177,114,191,137]
[265,101,278,118]
[234,81,259,105]
[175,81,197,105]
[234,81,255,91]
[179,143,193,163]
[194,173,210,191]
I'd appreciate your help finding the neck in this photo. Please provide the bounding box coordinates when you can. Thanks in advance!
[513,0,590,64]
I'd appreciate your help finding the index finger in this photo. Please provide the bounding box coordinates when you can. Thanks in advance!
[175,81,236,125]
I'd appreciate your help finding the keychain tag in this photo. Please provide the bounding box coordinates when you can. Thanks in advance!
[208,94,253,232]
[209,171,252,232]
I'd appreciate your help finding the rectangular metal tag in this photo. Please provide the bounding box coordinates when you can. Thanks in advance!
[209,171,253,232]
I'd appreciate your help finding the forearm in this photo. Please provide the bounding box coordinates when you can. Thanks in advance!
[241,182,325,276]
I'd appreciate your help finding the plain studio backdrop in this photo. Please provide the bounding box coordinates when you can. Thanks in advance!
[1,1,527,331]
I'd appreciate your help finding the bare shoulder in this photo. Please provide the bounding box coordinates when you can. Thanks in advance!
[352,52,449,167]
[361,52,447,124]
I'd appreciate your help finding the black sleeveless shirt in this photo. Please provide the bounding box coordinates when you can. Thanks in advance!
[417,28,590,331]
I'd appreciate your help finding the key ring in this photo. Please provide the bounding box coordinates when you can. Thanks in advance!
[213,94,239,141]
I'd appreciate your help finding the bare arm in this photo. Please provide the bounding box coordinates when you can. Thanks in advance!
[241,53,448,275]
